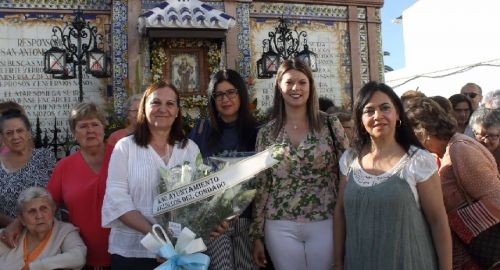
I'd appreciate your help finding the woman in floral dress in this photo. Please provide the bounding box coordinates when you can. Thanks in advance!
[249,59,349,270]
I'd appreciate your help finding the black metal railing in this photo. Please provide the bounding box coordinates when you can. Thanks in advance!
[34,117,79,160]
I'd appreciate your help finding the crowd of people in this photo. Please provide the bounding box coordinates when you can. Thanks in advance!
[0,58,498,270]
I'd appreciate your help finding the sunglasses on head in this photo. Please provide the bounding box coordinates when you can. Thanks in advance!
[464,92,478,99]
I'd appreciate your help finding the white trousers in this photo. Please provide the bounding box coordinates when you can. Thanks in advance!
[264,218,333,270]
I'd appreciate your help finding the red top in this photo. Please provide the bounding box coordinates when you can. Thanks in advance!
[107,128,130,147]
[47,145,113,267]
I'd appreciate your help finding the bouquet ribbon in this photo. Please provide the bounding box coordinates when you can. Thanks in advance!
[157,244,210,270]
[153,147,278,215]
[141,224,210,270]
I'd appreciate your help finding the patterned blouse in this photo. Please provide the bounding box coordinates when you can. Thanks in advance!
[249,113,349,240]
[0,148,56,218]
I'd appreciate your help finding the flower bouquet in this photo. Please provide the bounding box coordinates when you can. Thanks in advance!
[153,147,278,240]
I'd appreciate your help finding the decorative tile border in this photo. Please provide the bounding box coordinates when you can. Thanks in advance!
[359,22,370,85]
[141,0,224,13]
[374,8,381,21]
[357,7,366,20]
[0,0,111,10]
[236,1,251,80]
[341,27,353,106]
[377,23,384,82]
[111,0,128,115]
[250,2,348,20]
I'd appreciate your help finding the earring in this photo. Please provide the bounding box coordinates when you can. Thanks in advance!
[397,119,402,127]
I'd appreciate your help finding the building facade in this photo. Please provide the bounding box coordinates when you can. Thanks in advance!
[0,0,383,131]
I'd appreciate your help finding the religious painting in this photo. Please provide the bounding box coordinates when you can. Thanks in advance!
[166,48,207,95]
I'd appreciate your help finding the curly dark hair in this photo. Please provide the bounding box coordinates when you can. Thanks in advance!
[405,97,457,141]
[0,108,31,133]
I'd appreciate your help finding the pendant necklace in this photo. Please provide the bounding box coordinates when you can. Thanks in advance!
[293,124,298,130]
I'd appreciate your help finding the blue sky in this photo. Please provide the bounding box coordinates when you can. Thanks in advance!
[381,0,415,70]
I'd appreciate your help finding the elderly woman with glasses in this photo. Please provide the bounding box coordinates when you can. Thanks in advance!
[0,187,86,270]
[469,107,500,171]
[406,97,500,269]
[107,94,142,147]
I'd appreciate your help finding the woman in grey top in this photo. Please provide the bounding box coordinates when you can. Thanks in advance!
[333,82,452,270]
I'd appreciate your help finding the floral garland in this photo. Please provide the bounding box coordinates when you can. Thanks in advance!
[150,39,221,84]
[150,39,221,122]
[151,42,167,83]
[180,95,209,109]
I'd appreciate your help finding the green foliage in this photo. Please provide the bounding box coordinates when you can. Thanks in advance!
[103,103,126,139]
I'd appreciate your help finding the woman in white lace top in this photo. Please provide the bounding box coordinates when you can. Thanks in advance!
[333,82,452,270]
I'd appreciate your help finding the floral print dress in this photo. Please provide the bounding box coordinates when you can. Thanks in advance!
[0,148,56,218]
[249,113,348,240]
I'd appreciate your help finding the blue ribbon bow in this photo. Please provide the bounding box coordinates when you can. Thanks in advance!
[157,243,210,270]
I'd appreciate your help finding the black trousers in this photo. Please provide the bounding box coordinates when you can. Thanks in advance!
[110,254,160,270]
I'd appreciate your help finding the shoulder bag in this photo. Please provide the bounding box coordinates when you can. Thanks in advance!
[447,140,500,269]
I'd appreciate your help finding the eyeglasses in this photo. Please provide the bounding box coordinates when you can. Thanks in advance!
[213,89,238,101]
[463,92,479,99]
[473,130,500,141]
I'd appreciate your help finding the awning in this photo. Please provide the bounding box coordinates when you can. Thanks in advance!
[138,0,236,38]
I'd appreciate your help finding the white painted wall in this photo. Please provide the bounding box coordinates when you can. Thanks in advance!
[385,0,500,98]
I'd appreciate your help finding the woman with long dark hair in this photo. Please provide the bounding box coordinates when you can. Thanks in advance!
[189,69,259,270]
[333,82,451,269]
[190,69,257,157]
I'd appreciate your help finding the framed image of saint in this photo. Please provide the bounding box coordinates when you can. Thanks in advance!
[164,48,208,96]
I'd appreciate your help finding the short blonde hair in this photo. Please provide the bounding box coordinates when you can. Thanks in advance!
[68,102,107,132]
